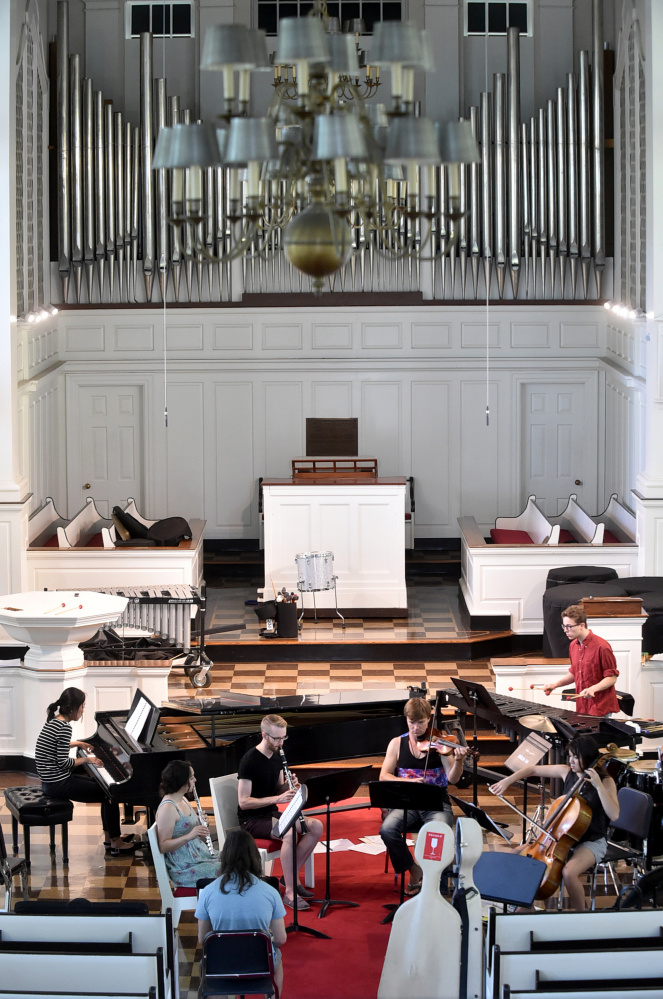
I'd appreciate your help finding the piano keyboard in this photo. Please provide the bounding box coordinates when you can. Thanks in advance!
[80,749,114,787]
[75,584,202,649]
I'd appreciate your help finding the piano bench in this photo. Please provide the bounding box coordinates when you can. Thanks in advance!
[3,787,74,870]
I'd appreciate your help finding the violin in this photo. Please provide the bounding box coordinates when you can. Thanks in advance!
[416,723,479,759]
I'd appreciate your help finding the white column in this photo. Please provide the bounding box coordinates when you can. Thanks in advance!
[0,2,30,595]
[634,1,663,572]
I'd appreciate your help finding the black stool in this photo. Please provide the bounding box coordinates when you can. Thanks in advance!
[545,565,619,589]
[4,787,73,869]
[542,580,628,656]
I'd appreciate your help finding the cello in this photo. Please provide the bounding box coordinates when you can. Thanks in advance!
[519,751,612,900]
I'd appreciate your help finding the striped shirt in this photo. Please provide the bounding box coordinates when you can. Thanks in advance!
[35,718,75,783]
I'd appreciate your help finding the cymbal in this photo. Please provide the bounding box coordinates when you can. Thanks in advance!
[519,713,556,734]
[628,758,659,772]
[597,743,640,761]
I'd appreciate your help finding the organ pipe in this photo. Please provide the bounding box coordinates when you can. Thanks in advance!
[54,3,608,303]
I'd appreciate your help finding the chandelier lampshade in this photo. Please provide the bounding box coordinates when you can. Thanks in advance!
[152,0,480,293]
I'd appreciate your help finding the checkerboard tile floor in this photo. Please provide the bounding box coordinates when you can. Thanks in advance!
[205,578,502,643]
[1,654,625,998]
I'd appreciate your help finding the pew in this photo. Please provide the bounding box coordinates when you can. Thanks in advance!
[56,497,112,549]
[550,493,604,544]
[27,497,68,548]
[0,910,176,999]
[486,908,663,999]
[0,953,168,999]
[102,497,156,548]
[596,492,637,543]
[491,495,560,545]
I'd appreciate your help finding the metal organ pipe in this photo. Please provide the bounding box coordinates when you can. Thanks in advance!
[507,27,521,299]
[52,2,609,304]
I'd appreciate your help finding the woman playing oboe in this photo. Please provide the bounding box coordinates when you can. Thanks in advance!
[155,760,219,887]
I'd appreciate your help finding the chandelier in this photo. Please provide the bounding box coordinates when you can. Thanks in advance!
[152,3,479,293]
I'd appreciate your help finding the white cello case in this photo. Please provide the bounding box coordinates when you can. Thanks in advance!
[454,817,484,999]
[378,820,461,999]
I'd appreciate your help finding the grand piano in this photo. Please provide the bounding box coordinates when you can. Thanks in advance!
[80,687,415,811]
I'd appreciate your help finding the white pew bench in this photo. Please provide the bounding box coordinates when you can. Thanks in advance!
[550,493,604,543]
[57,497,112,548]
[491,495,560,545]
[102,497,156,548]
[597,492,637,543]
[27,497,68,548]
[0,911,176,988]
[0,952,168,999]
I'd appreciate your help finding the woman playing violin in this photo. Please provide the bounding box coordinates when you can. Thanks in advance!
[379,697,468,895]
[490,734,619,910]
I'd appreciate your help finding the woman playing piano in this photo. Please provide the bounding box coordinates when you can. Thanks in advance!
[35,686,135,855]
[155,760,219,887]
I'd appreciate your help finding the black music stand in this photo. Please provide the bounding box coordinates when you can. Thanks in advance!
[368,780,449,924]
[450,679,494,806]
[473,851,546,912]
[304,764,373,919]
[448,795,513,844]
[276,785,330,940]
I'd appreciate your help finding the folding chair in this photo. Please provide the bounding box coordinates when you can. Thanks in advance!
[199,929,279,999]
[0,818,29,911]
[590,786,654,910]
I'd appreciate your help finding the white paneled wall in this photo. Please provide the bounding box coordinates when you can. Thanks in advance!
[18,304,643,541]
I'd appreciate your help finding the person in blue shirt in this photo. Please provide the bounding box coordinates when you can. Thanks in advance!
[196,828,287,996]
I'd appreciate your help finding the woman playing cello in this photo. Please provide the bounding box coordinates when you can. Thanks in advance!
[490,735,619,910]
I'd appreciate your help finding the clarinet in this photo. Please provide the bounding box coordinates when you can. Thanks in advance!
[279,748,308,833]
[192,785,215,856]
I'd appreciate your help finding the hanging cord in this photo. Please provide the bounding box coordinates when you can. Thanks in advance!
[162,5,168,428]
[484,9,490,426]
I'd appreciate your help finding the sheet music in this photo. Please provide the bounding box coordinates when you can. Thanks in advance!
[125,695,150,742]
[276,785,307,838]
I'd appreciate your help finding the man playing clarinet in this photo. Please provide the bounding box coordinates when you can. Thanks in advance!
[237,713,323,910]
[543,604,619,716]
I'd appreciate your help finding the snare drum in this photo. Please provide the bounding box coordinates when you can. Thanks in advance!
[295,551,336,592]
[626,759,663,802]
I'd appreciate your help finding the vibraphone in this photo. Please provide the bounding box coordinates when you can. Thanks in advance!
[77,584,203,650]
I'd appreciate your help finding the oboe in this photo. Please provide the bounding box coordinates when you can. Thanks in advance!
[279,748,308,833]
[192,784,215,856]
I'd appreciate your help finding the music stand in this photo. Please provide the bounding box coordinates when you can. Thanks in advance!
[450,679,499,806]
[304,765,373,919]
[368,781,449,923]
[473,852,546,911]
[448,795,513,844]
[276,785,330,940]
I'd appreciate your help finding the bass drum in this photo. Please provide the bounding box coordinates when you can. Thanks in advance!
[626,760,663,859]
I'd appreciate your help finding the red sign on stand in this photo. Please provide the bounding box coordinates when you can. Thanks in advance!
[423,830,444,862]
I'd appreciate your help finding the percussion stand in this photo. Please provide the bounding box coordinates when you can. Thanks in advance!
[297,575,345,629]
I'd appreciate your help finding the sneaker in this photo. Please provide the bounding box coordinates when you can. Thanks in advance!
[283,895,310,911]
[279,877,314,898]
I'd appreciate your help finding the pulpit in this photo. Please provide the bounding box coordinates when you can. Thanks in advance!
[261,458,407,615]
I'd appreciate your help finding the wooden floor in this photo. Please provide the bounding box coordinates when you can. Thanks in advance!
[1,656,631,998]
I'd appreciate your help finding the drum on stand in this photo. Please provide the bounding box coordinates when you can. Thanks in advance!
[295,551,345,628]
[626,759,663,859]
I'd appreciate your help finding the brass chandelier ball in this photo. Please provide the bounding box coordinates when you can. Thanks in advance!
[283,203,353,291]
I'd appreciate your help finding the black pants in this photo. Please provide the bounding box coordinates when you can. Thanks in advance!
[42,774,121,839]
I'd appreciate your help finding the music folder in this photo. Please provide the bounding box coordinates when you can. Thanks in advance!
[276,784,308,838]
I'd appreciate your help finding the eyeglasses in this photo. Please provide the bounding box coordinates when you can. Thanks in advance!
[562,623,579,631]
[265,733,287,742]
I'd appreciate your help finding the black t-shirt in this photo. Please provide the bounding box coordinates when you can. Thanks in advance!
[563,770,609,843]
[237,747,282,823]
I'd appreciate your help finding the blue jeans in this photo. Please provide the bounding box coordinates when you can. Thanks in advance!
[380,805,453,874]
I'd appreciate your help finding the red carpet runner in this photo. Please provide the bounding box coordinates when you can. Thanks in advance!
[280,799,396,999]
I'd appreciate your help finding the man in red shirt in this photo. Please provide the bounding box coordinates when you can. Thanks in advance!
[543,603,619,716]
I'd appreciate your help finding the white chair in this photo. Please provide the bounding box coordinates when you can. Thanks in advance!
[147,822,198,927]
[209,774,314,888]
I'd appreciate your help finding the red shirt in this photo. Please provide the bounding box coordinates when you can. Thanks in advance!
[568,630,619,716]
